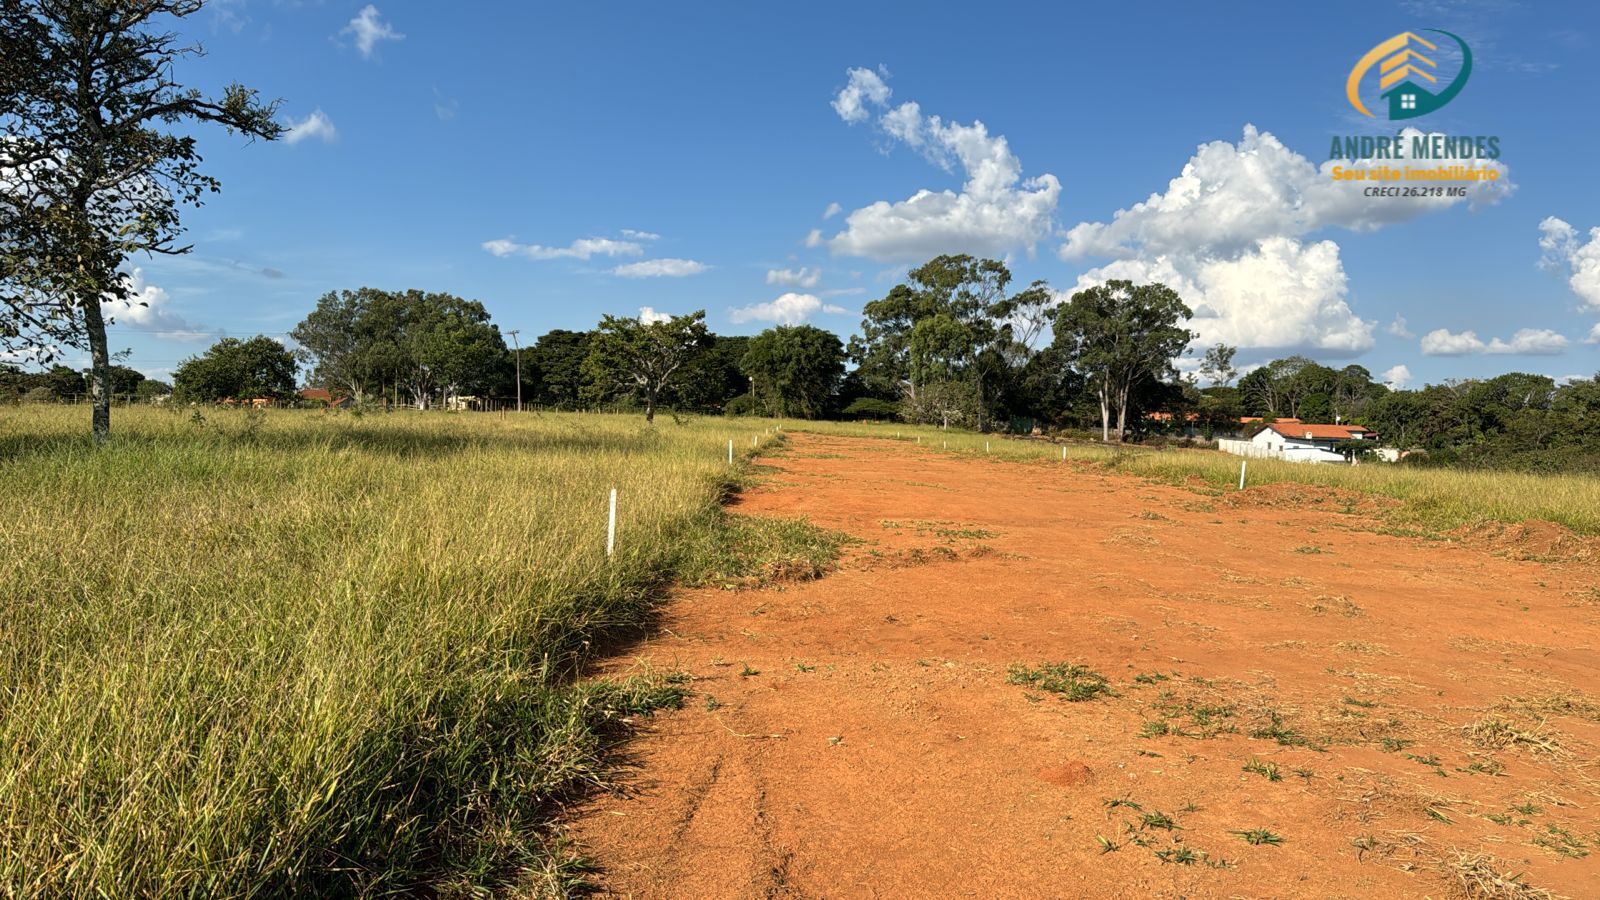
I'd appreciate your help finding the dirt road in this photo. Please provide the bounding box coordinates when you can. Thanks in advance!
[568,434,1600,898]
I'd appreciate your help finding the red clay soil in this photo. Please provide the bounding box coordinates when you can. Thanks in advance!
[566,434,1600,899]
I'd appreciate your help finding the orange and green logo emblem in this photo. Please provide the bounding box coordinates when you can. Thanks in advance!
[1346,30,1472,120]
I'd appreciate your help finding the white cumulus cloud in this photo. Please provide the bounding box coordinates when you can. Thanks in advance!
[766,267,821,288]
[621,229,661,240]
[1069,236,1374,354]
[284,109,336,145]
[1420,327,1569,356]
[1588,323,1600,344]
[1058,125,1512,355]
[103,268,213,342]
[1386,315,1414,339]
[343,5,403,59]
[638,307,672,324]
[611,258,708,278]
[822,67,1060,263]
[830,66,891,123]
[1488,328,1570,354]
[1062,125,1511,260]
[1420,329,1485,356]
[482,236,643,261]
[823,202,843,219]
[1538,216,1600,310]
[1382,364,1412,389]
[728,293,849,326]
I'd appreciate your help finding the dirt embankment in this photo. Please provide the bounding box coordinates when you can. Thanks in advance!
[568,434,1600,899]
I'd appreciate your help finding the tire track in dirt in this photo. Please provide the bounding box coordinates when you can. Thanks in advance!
[567,434,1600,898]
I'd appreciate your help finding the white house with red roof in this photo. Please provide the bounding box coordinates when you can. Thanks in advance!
[1217,420,1392,464]
[1253,421,1374,452]
[1240,421,1380,463]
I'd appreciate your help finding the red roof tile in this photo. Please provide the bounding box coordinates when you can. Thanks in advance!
[1268,423,1374,440]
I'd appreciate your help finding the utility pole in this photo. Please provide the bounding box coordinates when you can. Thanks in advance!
[509,329,523,412]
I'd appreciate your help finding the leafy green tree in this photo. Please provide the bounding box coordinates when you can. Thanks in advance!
[990,280,1056,366]
[1238,355,1349,420]
[289,289,397,403]
[527,330,591,408]
[740,325,845,418]
[1298,391,1333,424]
[679,334,751,410]
[1464,372,1556,433]
[172,337,297,403]
[402,294,507,408]
[841,397,899,420]
[1007,342,1084,427]
[853,255,1013,428]
[291,289,507,408]
[1236,367,1273,417]
[1051,280,1195,441]
[0,365,24,400]
[581,310,711,423]
[1332,364,1384,421]
[0,0,281,441]
[107,364,145,397]
[1196,385,1243,438]
[134,378,172,402]
[0,363,83,400]
[1198,343,1238,387]
[38,364,86,397]
[1552,376,1600,445]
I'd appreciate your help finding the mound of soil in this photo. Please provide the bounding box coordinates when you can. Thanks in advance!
[1221,481,1399,515]
[1037,760,1094,788]
[1452,519,1597,561]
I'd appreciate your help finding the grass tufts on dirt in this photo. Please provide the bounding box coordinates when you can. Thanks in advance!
[675,513,849,589]
[1007,662,1112,701]
[1445,852,1557,900]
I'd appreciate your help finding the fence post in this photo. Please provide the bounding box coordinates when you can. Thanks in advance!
[1238,460,1247,490]
[728,439,734,465]
[607,488,617,557]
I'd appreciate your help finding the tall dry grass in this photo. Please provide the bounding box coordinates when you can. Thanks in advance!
[0,405,794,896]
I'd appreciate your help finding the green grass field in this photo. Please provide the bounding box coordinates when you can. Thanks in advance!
[0,405,823,897]
[3,405,1597,896]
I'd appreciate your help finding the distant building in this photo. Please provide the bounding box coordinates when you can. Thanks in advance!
[1251,422,1376,457]
[1218,422,1394,464]
[299,388,352,409]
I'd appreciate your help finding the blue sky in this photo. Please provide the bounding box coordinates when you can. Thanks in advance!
[102,0,1600,389]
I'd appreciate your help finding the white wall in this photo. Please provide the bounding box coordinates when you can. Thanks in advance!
[1219,438,1278,459]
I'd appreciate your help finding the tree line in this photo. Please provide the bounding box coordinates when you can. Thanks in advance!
[278,288,851,422]
[0,361,167,404]
[9,3,1592,473]
[11,247,1600,474]
[197,255,1199,437]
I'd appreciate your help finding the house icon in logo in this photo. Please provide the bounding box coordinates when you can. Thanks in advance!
[1348,30,1473,120]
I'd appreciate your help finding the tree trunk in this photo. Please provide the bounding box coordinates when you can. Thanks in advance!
[1115,384,1129,442]
[81,294,112,444]
[644,388,656,423]
[1098,381,1111,443]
